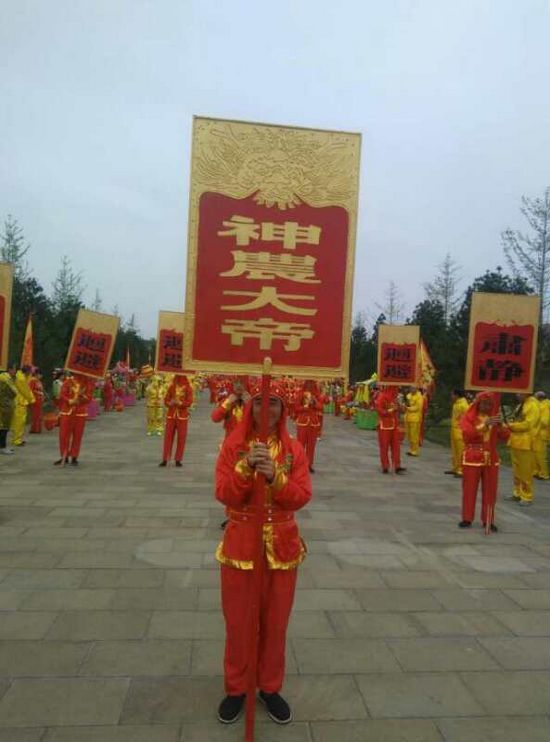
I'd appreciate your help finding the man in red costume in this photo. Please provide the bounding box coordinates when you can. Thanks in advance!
[215,381,311,725]
[459,391,509,532]
[159,374,193,467]
[29,368,44,434]
[211,378,250,438]
[295,380,321,473]
[375,386,406,474]
[54,373,93,466]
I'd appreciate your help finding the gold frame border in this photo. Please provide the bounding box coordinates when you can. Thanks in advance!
[465,292,540,394]
[0,262,14,370]
[64,308,121,380]
[183,115,361,381]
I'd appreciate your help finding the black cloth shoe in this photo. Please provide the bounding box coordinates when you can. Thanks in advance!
[444,470,455,475]
[158,460,167,467]
[217,694,245,724]
[458,520,472,528]
[309,466,315,473]
[71,458,78,466]
[259,691,292,724]
[175,461,183,467]
[53,459,63,466]
[395,467,406,474]
[220,519,229,530]
[382,468,389,474]
[483,523,498,532]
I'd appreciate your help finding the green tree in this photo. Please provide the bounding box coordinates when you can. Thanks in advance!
[52,255,85,312]
[502,187,550,327]
[423,253,461,324]
[1,215,30,279]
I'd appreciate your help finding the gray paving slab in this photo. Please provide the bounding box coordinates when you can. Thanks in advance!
[3,396,550,736]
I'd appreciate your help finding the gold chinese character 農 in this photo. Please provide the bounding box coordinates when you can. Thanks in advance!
[221,317,315,351]
[221,286,317,316]
[220,251,320,284]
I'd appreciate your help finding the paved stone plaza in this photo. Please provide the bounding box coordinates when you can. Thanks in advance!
[1,397,550,741]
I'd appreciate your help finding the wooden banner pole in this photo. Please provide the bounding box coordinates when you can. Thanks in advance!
[244,357,272,741]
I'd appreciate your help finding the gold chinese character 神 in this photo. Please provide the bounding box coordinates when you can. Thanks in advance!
[221,286,316,316]
[221,317,315,351]
[220,251,320,284]
[217,215,260,246]
[261,221,321,250]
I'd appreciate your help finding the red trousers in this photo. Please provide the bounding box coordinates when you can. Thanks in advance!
[103,395,113,412]
[30,401,43,433]
[296,425,318,468]
[162,417,188,462]
[221,564,297,695]
[462,464,498,524]
[58,415,86,458]
[377,427,401,471]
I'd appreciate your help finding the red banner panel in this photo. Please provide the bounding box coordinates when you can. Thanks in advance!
[65,309,120,379]
[158,328,184,372]
[470,322,534,390]
[192,192,346,368]
[379,342,418,384]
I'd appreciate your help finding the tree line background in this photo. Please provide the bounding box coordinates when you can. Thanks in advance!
[1,216,155,389]
[2,186,549,414]
[349,187,550,423]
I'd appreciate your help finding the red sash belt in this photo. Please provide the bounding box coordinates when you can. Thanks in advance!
[229,508,294,524]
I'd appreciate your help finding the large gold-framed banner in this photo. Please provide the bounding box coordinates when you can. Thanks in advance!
[65,309,120,379]
[0,262,13,370]
[377,324,420,386]
[183,116,361,378]
[155,311,185,373]
[465,292,540,393]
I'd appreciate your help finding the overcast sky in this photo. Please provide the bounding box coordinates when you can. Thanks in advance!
[1,0,549,337]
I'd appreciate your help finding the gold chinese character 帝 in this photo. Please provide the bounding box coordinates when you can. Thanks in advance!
[217,215,260,246]
[221,286,317,316]
[220,250,320,284]
[261,221,321,250]
[221,317,315,351]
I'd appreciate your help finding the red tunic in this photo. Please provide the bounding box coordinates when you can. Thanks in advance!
[211,398,246,437]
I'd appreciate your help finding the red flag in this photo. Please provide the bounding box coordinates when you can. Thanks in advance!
[20,314,33,367]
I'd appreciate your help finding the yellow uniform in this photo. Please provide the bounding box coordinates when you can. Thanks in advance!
[145,376,166,436]
[10,370,35,446]
[508,395,540,503]
[405,390,423,456]
[450,396,470,475]
[534,398,550,480]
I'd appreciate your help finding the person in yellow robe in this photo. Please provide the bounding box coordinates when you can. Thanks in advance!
[145,375,166,436]
[534,391,550,480]
[507,392,540,506]
[445,389,470,477]
[10,365,35,446]
[405,386,424,457]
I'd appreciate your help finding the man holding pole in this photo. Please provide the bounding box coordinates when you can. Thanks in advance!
[215,381,311,725]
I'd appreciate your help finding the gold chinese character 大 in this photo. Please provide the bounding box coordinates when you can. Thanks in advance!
[221,317,315,351]
[220,251,320,284]
[217,215,322,250]
[221,286,317,316]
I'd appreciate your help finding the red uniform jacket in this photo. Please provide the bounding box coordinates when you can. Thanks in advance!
[164,380,193,420]
[215,436,311,570]
[295,392,321,428]
[211,398,246,436]
[461,410,509,466]
[375,390,399,430]
[58,377,92,417]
